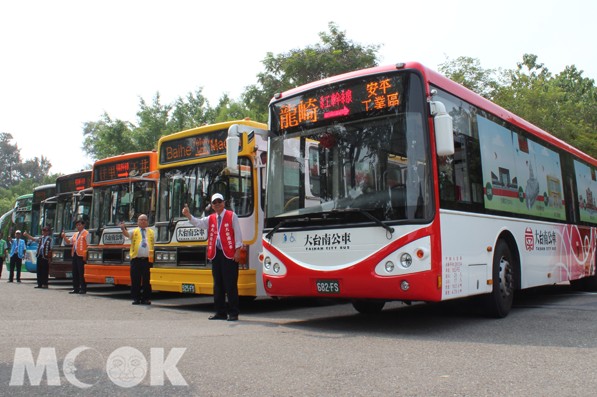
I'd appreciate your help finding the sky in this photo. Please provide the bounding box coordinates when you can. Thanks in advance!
[1,0,595,175]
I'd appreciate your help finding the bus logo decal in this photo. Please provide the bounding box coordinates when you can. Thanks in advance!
[304,232,351,251]
[104,233,124,245]
[525,227,534,251]
[177,227,207,242]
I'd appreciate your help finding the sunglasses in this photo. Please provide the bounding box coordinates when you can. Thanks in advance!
[212,199,224,204]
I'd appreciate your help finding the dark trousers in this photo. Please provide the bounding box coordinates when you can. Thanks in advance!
[9,254,22,282]
[0,258,3,278]
[212,249,239,316]
[130,257,152,302]
[72,253,86,292]
[37,257,49,287]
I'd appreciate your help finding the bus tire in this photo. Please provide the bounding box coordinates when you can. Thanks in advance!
[352,300,385,314]
[483,240,515,318]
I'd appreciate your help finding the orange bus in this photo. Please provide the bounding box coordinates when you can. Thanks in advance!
[85,151,158,285]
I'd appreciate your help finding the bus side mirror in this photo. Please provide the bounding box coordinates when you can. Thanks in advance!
[430,101,454,156]
[226,125,240,172]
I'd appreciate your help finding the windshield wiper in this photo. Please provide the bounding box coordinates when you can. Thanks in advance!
[331,208,394,235]
[265,217,311,240]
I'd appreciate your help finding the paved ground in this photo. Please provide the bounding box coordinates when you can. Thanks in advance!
[2,274,597,396]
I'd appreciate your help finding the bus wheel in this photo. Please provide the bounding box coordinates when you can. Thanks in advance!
[352,300,385,314]
[483,240,515,318]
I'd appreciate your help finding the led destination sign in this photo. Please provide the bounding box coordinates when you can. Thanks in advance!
[33,187,56,204]
[57,172,91,194]
[160,129,242,165]
[271,73,404,133]
[94,156,152,182]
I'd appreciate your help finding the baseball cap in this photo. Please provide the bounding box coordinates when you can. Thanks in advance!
[15,230,21,234]
[211,193,224,203]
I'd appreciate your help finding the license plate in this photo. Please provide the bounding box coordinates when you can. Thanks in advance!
[315,279,340,294]
[182,283,195,293]
[105,277,115,284]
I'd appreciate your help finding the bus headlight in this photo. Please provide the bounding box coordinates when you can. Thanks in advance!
[263,257,272,270]
[124,252,130,261]
[89,251,102,261]
[385,261,395,273]
[400,253,413,268]
[273,263,281,273]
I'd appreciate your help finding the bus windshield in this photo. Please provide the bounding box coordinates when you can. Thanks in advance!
[56,194,91,232]
[158,158,254,223]
[92,181,157,227]
[267,72,432,223]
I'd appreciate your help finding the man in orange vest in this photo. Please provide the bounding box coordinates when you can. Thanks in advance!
[62,219,89,294]
[183,193,243,321]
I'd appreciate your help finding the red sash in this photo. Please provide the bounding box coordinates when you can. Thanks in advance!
[207,211,236,260]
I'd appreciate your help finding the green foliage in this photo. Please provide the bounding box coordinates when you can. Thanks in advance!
[0,174,57,216]
[242,21,380,121]
[82,113,135,159]
[0,132,52,190]
[438,56,498,98]
[439,54,597,159]
[133,93,171,152]
[168,89,215,133]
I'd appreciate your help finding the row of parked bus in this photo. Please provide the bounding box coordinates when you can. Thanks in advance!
[2,119,269,300]
[4,62,597,318]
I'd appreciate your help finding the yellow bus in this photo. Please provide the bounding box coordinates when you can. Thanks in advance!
[151,120,268,297]
[86,151,159,285]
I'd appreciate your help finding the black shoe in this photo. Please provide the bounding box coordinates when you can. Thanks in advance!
[227,315,239,321]
[208,314,227,320]
[141,300,151,305]
[42,285,48,289]
[132,300,141,305]
[79,291,86,294]
[69,290,79,294]
[7,280,13,283]
[17,280,21,283]
[34,286,42,288]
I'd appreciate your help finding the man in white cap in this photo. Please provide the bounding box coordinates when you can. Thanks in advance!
[8,230,26,283]
[182,193,243,321]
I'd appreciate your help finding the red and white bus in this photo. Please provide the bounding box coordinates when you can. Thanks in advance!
[86,151,158,285]
[251,62,597,317]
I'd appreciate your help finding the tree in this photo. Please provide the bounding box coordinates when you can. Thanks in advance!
[19,156,52,183]
[0,133,52,189]
[0,132,21,189]
[438,56,498,99]
[440,54,597,158]
[82,113,135,159]
[242,22,381,121]
[133,93,171,152]
[168,89,215,132]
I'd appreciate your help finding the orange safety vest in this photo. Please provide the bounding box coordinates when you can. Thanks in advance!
[207,211,236,260]
[71,229,89,259]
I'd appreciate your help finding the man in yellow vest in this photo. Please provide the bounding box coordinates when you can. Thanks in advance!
[62,219,89,294]
[121,214,154,305]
